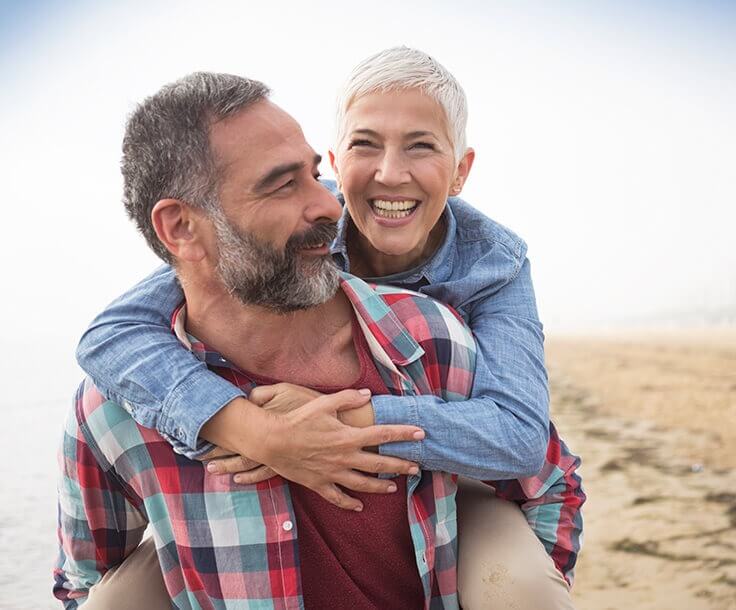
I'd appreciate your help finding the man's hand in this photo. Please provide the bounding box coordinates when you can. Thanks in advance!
[200,390,423,511]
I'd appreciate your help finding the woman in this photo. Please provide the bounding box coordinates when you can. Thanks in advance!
[77,48,582,608]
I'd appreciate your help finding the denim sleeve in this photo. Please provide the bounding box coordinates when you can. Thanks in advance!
[75,265,245,455]
[372,259,550,480]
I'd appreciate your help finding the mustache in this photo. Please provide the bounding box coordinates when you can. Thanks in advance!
[286,222,338,252]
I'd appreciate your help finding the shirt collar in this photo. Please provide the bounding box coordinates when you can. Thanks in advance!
[170,273,425,376]
[330,197,458,284]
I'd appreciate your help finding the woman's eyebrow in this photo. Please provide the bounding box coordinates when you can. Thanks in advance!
[350,129,438,139]
[350,128,380,137]
[406,130,437,139]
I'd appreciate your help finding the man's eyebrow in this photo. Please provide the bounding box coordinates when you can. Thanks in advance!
[254,154,322,192]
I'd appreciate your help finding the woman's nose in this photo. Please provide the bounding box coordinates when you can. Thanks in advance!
[374,149,410,187]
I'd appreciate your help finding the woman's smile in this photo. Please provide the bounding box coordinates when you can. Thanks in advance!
[332,88,472,275]
[369,197,421,222]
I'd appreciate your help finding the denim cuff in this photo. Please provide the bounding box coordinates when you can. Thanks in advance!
[372,394,422,463]
[159,370,245,451]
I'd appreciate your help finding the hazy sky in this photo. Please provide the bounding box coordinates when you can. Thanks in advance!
[1,0,735,405]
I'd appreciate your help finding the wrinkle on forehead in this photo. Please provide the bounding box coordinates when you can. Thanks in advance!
[208,100,312,182]
[341,89,453,149]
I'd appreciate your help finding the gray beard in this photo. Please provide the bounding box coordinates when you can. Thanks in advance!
[211,209,340,314]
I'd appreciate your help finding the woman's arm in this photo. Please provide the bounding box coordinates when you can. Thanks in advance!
[76,267,421,510]
[371,259,550,480]
[76,265,246,455]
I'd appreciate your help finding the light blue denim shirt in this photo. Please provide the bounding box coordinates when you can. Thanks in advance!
[76,181,550,479]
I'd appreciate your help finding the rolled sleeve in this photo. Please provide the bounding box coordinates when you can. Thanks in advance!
[372,394,422,463]
[372,258,550,480]
[76,265,246,454]
[160,371,245,454]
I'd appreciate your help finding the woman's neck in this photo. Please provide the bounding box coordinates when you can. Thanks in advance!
[348,216,447,279]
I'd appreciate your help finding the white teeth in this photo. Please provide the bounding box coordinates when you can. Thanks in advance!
[372,199,418,211]
[374,209,413,219]
[371,199,418,219]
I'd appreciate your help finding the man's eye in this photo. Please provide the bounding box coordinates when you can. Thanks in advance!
[278,179,296,191]
[410,141,435,150]
[348,139,374,148]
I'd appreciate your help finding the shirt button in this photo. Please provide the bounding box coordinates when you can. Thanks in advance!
[282,520,293,532]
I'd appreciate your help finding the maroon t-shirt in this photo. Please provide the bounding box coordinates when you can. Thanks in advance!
[244,321,424,609]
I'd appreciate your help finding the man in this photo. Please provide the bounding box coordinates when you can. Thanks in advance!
[55,72,479,609]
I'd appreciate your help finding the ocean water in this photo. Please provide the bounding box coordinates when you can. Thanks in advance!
[2,399,67,610]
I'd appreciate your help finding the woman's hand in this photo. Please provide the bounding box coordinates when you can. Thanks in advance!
[250,383,324,415]
[204,383,325,484]
[201,387,422,511]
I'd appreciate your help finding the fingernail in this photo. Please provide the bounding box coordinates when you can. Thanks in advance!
[408,466,419,475]
[358,388,371,396]
[354,505,363,512]
[413,430,425,440]
[206,463,217,473]
[387,483,397,492]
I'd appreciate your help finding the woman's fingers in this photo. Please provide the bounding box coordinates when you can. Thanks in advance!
[233,465,277,485]
[336,471,403,495]
[197,445,235,461]
[304,389,373,416]
[314,483,364,512]
[352,452,420,476]
[248,384,280,406]
[356,423,425,447]
[206,454,262,475]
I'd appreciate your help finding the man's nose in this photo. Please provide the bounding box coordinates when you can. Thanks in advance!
[374,148,410,187]
[304,179,343,224]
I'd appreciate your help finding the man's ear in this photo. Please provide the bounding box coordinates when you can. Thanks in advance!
[151,199,208,262]
[449,148,475,196]
[328,150,342,191]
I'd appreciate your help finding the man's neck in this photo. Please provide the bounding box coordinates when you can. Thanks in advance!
[182,278,359,387]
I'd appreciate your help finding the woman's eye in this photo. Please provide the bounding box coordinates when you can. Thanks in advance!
[348,139,374,148]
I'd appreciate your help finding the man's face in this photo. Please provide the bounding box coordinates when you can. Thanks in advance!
[205,101,343,312]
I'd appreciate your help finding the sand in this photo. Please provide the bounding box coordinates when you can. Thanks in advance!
[4,330,735,609]
[547,328,736,610]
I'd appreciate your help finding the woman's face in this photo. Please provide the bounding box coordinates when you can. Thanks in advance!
[331,88,473,275]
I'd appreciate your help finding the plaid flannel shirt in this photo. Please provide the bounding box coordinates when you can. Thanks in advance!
[55,274,584,609]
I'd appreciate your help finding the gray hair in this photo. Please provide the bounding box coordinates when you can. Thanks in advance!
[334,47,469,160]
[121,72,271,263]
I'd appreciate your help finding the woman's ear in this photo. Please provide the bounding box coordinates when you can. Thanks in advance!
[151,199,208,262]
[328,149,342,191]
[450,148,475,196]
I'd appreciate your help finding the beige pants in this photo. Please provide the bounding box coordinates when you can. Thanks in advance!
[456,478,575,610]
[85,482,575,609]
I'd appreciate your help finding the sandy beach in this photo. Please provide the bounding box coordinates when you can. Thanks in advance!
[3,329,735,609]
[547,328,736,610]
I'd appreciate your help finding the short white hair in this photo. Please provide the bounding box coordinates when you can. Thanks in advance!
[334,46,469,160]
